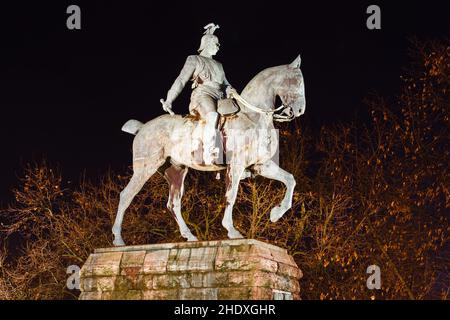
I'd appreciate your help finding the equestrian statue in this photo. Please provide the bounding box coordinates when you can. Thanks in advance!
[112,23,306,246]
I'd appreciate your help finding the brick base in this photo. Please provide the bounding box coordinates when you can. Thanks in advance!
[79,239,302,300]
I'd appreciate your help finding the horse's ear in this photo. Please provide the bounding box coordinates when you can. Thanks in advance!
[289,54,301,69]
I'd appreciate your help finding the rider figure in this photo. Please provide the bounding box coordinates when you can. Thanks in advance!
[160,23,235,165]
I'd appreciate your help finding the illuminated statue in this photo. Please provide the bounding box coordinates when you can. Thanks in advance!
[112,23,306,246]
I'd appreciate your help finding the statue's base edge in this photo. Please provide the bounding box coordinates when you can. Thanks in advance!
[79,239,302,300]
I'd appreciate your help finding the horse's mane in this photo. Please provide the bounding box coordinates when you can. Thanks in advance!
[242,65,290,96]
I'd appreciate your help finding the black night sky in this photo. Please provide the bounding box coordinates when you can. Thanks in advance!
[0,1,447,203]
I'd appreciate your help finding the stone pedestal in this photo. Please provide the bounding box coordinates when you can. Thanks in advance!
[79,239,302,300]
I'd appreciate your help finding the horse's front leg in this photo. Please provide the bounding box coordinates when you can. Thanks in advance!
[254,160,296,222]
[222,165,245,239]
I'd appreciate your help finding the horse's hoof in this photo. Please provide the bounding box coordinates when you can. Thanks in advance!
[228,229,244,239]
[270,206,285,223]
[113,238,126,246]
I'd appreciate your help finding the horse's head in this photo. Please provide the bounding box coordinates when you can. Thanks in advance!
[275,55,306,118]
[238,55,306,121]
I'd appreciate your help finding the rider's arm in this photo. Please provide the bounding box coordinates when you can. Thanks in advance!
[224,76,236,98]
[165,55,196,104]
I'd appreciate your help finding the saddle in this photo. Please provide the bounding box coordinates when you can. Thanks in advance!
[184,98,240,120]
[217,98,240,116]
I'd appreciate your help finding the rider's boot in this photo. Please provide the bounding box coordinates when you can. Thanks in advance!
[203,111,219,165]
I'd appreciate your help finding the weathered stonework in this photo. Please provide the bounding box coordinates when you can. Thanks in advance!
[79,239,302,300]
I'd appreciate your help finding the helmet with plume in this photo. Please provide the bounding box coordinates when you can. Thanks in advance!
[198,23,220,53]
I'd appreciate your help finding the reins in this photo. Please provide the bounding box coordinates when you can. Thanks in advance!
[229,91,294,122]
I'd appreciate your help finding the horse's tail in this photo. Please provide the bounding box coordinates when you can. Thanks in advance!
[121,119,143,135]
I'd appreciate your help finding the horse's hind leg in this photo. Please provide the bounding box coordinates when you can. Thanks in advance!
[164,165,197,241]
[222,165,245,239]
[112,158,164,246]
[254,160,296,222]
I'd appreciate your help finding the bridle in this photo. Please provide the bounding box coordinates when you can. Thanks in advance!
[229,91,295,122]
